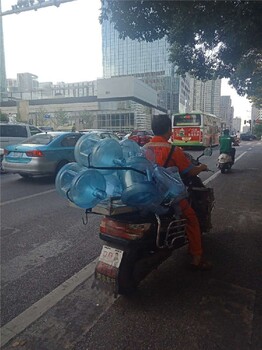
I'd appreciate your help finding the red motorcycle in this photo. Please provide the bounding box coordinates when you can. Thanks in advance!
[88,148,214,296]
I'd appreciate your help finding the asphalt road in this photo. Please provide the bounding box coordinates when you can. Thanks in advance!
[1,140,262,350]
[0,173,103,327]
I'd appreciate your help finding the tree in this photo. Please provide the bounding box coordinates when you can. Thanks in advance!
[253,123,262,140]
[100,1,262,106]
[35,108,49,126]
[53,109,69,129]
[78,110,96,129]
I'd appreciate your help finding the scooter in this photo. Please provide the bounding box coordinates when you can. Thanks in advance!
[233,138,240,146]
[217,153,234,173]
[90,148,214,296]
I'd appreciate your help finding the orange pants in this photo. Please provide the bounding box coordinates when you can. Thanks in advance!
[179,199,203,257]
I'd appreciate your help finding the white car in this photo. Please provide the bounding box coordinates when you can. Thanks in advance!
[0,123,42,149]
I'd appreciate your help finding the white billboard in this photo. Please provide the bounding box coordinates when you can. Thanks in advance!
[97,76,158,108]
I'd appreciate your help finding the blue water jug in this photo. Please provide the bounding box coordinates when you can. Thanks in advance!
[120,156,160,207]
[104,173,123,197]
[74,133,99,167]
[91,138,126,175]
[153,166,187,204]
[120,139,141,160]
[55,162,84,200]
[69,169,107,209]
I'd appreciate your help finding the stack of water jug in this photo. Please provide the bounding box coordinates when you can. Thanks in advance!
[55,133,187,215]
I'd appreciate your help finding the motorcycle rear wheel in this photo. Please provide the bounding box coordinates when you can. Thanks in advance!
[117,250,140,295]
[117,248,172,295]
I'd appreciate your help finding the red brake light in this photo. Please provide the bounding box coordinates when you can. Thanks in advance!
[26,150,44,157]
[100,218,151,240]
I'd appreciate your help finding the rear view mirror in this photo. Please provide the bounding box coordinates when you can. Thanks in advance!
[204,147,213,157]
[204,147,212,157]
[196,146,213,162]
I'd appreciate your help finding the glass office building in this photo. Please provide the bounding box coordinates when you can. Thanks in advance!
[102,20,190,114]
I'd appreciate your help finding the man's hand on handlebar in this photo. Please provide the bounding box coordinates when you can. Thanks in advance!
[200,164,208,172]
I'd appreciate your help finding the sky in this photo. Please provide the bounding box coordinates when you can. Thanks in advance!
[2,0,252,122]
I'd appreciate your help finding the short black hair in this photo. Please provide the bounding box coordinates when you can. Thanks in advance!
[151,114,171,135]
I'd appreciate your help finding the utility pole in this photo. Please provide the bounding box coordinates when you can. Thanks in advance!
[0,0,7,104]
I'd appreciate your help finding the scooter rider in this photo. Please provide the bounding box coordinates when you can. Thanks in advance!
[219,129,236,162]
[144,114,212,270]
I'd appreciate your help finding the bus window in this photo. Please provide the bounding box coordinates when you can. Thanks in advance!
[173,114,201,126]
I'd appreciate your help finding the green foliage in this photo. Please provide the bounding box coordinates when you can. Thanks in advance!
[101,1,262,105]
[53,109,69,128]
[0,111,9,123]
[78,110,95,129]
[253,123,262,139]
[35,108,49,125]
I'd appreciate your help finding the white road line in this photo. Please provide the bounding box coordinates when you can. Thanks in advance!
[203,171,220,185]
[0,189,56,207]
[0,258,99,348]
[203,151,247,185]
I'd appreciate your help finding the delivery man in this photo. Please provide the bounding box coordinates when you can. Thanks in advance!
[144,114,212,270]
[219,129,236,162]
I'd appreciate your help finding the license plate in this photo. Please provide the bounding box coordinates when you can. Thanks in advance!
[98,245,123,268]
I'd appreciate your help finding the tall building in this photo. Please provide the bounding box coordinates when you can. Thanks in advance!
[251,104,262,132]
[17,73,39,92]
[220,95,234,129]
[102,20,190,115]
[251,104,262,122]
[232,117,241,134]
[191,78,221,117]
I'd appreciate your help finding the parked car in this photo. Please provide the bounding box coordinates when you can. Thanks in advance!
[0,147,4,173]
[240,133,257,141]
[79,130,120,141]
[0,123,42,148]
[115,131,128,140]
[128,130,153,146]
[122,133,131,141]
[2,132,83,178]
[38,126,54,132]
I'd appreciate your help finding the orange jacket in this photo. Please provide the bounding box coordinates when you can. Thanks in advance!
[144,136,194,175]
